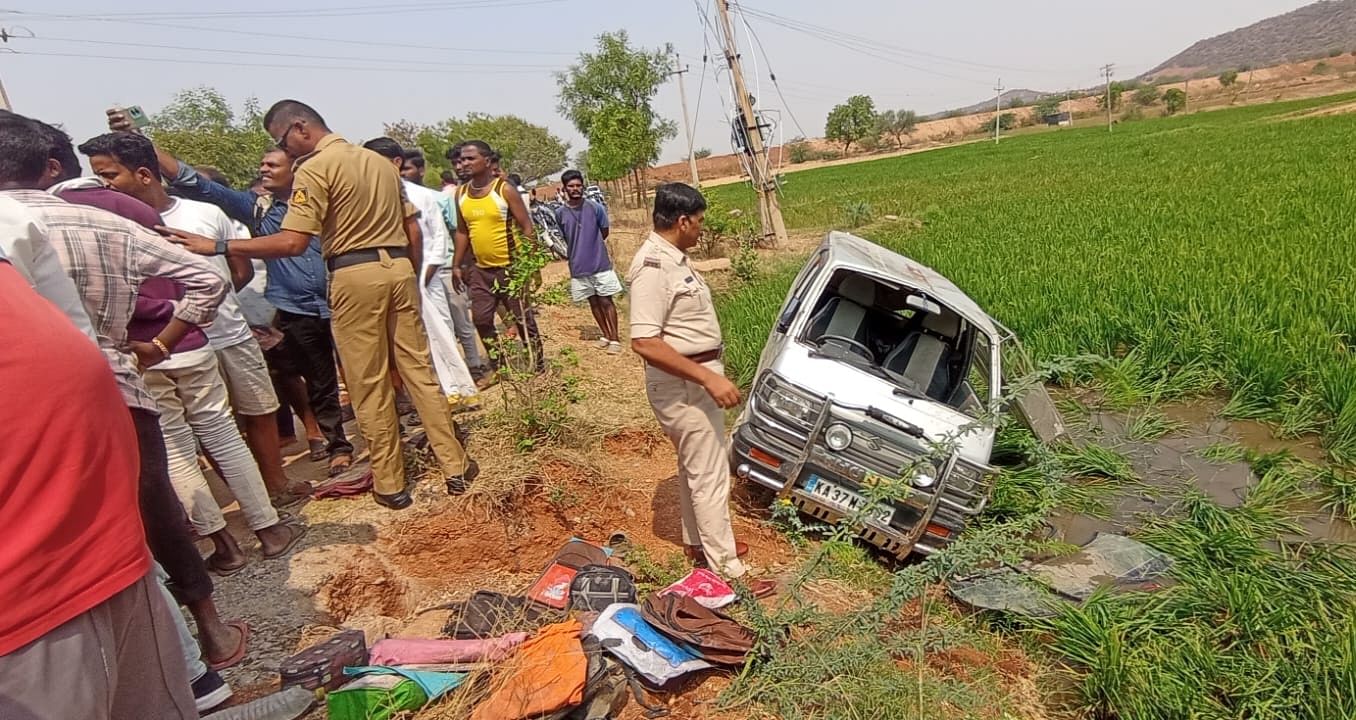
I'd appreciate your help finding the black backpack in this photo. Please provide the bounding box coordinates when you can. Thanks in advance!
[439,590,560,639]
[569,565,638,613]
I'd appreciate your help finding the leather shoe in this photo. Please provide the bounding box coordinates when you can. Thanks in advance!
[446,459,481,496]
[373,490,412,510]
[745,578,777,599]
[684,540,749,563]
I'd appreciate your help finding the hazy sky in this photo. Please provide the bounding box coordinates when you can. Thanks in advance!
[0,0,1312,169]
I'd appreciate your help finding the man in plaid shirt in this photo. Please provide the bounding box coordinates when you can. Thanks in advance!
[0,113,251,676]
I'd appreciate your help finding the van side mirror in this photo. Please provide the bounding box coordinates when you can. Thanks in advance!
[775,297,802,333]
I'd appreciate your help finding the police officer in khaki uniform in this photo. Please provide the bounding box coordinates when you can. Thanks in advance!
[165,100,476,510]
[628,183,774,597]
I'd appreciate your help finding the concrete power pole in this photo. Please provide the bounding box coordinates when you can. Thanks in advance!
[993,78,1004,143]
[714,0,787,247]
[1101,63,1116,132]
[668,52,700,187]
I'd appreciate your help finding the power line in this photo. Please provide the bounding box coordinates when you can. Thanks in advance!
[20,34,561,69]
[734,3,1062,76]
[735,9,991,86]
[0,11,577,57]
[4,0,564,22]
[732,4,808,139]
[10,49,556,75]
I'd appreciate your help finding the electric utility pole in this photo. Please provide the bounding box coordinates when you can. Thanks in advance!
[1101,63,1115,132]
[993,78,1004,143]
[668,51,700,186]
[714,0,787,246]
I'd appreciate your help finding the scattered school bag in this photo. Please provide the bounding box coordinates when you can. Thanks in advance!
[544,635,669,720]
[279,629,368,691]
[469,620,588,720]
[528,539,613,610]
[569,565,638,613]
[641,594,755,666]
[587,603,712,685]
[659,568,737,609]
[441,591,560,640]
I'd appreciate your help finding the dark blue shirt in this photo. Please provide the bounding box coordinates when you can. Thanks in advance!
[170,164,330,318]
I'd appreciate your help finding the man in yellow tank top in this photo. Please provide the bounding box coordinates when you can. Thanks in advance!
[450,141,544,373]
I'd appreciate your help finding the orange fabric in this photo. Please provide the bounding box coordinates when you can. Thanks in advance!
[470,620,587,720]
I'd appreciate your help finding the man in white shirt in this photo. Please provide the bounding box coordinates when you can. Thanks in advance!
[79,132,305,574]
[365,137,478,406]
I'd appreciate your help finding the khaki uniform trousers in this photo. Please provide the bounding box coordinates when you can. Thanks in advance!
[328,250,468,494]
[645,360,748,579]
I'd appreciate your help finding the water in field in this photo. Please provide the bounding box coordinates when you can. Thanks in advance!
[1048,396,1355,546]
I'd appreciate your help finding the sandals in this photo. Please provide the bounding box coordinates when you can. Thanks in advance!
[207,621,250,671]
[206,553,248,577]
[262,523,308,560]
[328,453,354,478]
[308,439,329,462]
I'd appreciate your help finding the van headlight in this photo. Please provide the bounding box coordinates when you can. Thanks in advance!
[824,423,853,451]
[912,470,937,488]
[760,375,821,427]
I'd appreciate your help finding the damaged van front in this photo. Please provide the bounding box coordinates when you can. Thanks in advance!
[731,232,1006,557]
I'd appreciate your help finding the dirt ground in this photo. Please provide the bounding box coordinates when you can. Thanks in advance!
[201,209,815,718]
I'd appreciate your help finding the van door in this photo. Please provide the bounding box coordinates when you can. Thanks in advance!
[990,318,1067,445]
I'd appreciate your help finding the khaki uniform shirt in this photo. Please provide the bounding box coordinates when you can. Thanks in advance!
[626,231,722,356]
[280,134,417,259]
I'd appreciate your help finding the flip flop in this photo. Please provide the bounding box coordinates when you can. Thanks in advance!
[206,553,248,577]
[262,522,308,560]
[308,439,329,462]
[207,621,250,671]
[328,454,353,477]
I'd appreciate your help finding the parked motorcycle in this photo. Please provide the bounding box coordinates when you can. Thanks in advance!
[529,201,569,260]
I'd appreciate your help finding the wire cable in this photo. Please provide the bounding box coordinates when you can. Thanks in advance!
[21,34,562,69]
[11,49,556,74]
[5,0,565,23]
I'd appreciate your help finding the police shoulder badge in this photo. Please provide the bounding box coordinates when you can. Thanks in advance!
[643,257,661,269]
[291,187,308,206]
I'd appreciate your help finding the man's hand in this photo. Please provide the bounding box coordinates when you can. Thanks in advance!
[106,107,141,134]
[451,266,467,292]
[158,226,217,255]
[130,341,166,372]
[703,372,742,409]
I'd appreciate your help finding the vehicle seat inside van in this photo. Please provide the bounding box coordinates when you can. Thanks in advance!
[883,311,961,400]
[806,275,877,350]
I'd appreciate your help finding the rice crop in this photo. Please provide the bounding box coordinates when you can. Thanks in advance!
[711,92,1356,465]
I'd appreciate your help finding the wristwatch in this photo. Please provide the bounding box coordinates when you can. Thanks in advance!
[214,240,229,256]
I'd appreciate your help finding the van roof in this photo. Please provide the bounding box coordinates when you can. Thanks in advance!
[822,231,999,338]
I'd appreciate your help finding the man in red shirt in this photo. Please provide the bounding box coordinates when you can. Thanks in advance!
[0,257,196,719]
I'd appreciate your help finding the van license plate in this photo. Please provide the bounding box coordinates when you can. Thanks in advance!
[804,475,894,528]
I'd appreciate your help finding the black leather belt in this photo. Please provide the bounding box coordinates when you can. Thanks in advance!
[686,347,724,364]
[326,246,408,272]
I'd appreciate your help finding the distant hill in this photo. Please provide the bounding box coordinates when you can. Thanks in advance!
[926,89,1051,120]
[1147,0,1356,78]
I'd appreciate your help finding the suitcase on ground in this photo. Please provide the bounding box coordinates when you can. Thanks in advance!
[280,629,368,692]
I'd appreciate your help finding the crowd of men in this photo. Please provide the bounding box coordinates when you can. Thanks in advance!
[0,98,771,719]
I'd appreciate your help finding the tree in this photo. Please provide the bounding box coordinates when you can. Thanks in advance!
[383,114,568,186]
[1219,69,1239,87]
[556,30,676,198]
[980,113,1017,133]
[875,109,918,149]
[1033,97,1062,119]
[1098,81,1126,111]
[1163,88,1187,115]
[1133,86,1162,107]
[825,95,878,154]
[693,147,712,159]
[146,86,272,188]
